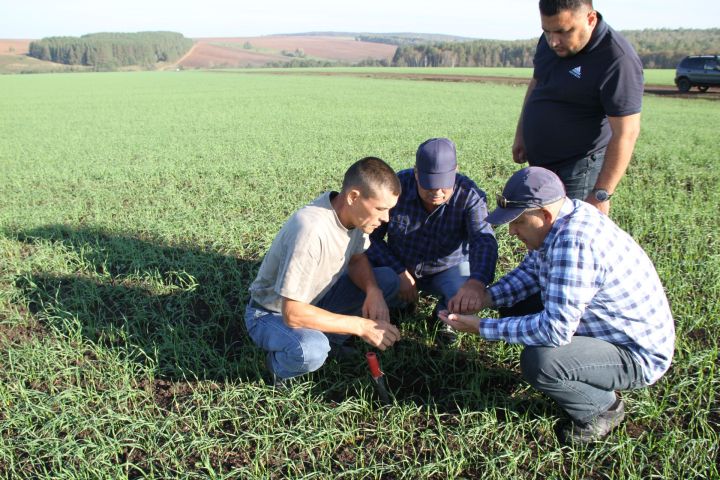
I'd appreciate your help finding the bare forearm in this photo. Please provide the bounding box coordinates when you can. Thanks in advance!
[595,114,641,192]
[347,253,380,294]
[283,296,400,351]
[282,298,361,334]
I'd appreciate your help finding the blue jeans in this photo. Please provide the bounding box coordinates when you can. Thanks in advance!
[546,149,605,201]
[244,267,399,380]
[520,336,646,423]
[416,261,470,312]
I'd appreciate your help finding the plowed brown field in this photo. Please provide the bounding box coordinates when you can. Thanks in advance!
[0,39,31,55]
[179,36,397,68]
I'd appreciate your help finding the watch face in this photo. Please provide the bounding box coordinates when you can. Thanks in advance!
[594,189,610,201]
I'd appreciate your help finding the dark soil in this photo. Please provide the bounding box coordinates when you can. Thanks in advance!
[247,69,720,101]
[0,313,47,346]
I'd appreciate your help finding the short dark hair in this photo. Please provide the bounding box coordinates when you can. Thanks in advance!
[539,0,592,16]
[342,157,401,198]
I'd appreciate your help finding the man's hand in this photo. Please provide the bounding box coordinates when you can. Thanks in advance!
[583,194,610,215]
[438,310,480,334]
[357,318,401,350]
[398,270,418,304]
[512,136,528,164]
[447,279,486,314]
[362,287,390,323]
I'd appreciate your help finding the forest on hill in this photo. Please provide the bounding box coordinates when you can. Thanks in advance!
[388,29,720,68]
[21,28,719,70]
[28,32,193,70]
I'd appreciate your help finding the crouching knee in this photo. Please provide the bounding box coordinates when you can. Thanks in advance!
[276,332,331,378]
[373,267,400,300]
[302,342,330,373]
[520,346,562,388]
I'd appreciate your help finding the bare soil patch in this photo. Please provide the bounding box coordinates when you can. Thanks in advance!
[246,69,720,100]
[643,84,720,100]
[0,315,47,346]
[179,36,396,68]
[0,39,31,55]
[179,42,287,68]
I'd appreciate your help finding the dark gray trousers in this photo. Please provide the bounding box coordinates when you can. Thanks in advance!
[546,149,605,201]
[520,336,646,423]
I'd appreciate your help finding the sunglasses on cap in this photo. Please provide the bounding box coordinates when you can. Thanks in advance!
[495,194,544,209]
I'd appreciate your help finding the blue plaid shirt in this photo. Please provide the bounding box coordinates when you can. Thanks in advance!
[481,199,675,385]
[366,169,498,285]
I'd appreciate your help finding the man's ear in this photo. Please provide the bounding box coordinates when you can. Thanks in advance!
[540,207,554,223]
[586,9,598,28]
[346,188,361,205]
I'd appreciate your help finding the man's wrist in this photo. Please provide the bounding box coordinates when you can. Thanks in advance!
[465,278,486,288]
[591,187,613,202]
[364,285,382,297]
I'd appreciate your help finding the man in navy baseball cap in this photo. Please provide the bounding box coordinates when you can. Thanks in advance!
[441,165,674,444]
[366,137,498,345]
[415,137,458,190]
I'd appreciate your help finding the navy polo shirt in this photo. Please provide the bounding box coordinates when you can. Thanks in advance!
[522,13,643,168]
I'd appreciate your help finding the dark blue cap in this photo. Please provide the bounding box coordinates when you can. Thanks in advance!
[485,167,566,225]
[415,138,457,189]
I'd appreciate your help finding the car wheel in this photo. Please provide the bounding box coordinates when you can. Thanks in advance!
[698,86,709,93]
[677,78,691,92]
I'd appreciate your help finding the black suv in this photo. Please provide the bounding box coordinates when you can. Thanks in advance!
[675,55,720,92]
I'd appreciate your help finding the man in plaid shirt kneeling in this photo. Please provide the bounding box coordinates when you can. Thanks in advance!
[441,166,675,444]
[366,138,498,344]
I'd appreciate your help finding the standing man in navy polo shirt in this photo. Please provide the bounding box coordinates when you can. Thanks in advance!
[366,138,498,343]
[512,0,643,215]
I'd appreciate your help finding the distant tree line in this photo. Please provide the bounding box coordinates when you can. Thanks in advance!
[265,58,336,68]
[622,29,720,68]
[392,40,535,68]
[388,29,720,69]
[28,32,193,70]
[356,33,474,45]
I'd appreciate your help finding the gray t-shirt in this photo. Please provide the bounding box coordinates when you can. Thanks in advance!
[249,192,370,312]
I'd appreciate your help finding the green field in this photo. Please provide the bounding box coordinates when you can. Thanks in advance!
[0,71,718,478]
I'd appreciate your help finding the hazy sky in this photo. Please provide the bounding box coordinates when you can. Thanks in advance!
[3,0,718,40]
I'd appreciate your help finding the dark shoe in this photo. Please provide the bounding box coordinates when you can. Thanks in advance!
[561,399,625,444]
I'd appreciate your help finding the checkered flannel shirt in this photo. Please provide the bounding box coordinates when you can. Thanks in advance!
[366,169,497,285]
[482,199,675,385]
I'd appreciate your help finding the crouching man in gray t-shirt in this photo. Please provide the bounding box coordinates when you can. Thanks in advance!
[246,157,402,386]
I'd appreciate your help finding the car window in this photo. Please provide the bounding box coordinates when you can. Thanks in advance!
[705,59,719,70]
[680,58,703,69]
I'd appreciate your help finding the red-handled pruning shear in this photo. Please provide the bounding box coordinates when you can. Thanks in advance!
[366,352,391,405]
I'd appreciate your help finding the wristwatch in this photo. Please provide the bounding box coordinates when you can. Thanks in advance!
[592,188,613,202]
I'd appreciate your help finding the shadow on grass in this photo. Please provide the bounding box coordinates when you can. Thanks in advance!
[7,224,264,382]
[308,333,549,417]
[6,224,548,417]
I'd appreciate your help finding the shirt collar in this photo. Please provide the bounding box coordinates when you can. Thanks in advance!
[537,198,574,254]
[581,11,607,54]
[321,191,351,232]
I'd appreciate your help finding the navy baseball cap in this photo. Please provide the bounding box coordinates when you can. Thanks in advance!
[415,138,457,189]
[485,167,566,225]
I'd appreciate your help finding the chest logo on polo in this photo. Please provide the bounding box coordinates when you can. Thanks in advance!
[568,66,582,79]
